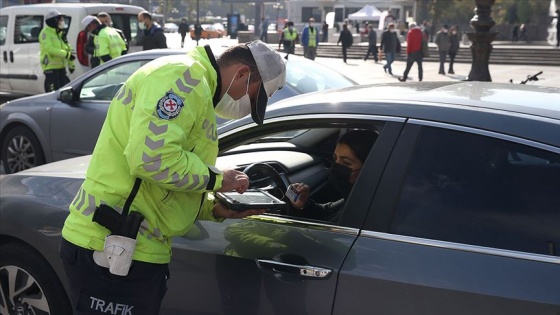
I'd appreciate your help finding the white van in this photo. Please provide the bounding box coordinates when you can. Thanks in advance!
[0,3,145,95]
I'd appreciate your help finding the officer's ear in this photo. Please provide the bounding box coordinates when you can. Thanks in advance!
[235,65,251,79]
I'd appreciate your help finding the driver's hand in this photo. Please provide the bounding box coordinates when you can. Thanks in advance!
[212,201,265,219]
[219,169,249,193]
[289,183,309,209]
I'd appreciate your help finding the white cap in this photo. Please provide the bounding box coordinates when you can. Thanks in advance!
[45,9,63,21]
[247,40,286,125]
[81,16,98,28]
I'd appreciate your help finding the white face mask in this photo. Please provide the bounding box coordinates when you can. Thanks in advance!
[215,71,252,120]
[58,21,66,29]
[138,22,146,30]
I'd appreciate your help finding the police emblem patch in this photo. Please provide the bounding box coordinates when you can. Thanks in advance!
[156,92,184,120]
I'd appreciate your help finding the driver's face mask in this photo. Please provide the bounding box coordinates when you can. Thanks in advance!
[215,70,252,120]
[328,163,358,198]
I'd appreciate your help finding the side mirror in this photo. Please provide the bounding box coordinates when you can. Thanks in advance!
[58,86,76,104]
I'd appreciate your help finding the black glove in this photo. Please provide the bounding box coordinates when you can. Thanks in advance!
[69,68,75,74]
[67,52,76,61]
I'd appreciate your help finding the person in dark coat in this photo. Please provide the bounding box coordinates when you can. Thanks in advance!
[363,25,378,62]
[322,21,329,42]
[434,24,450,74]
[178,18,189,48]
[556,10,560,47]
[137,11,167,50]
[337,23,353,63]
[380,23,398,75]
[287,129,379,223]
[448,25,460,74]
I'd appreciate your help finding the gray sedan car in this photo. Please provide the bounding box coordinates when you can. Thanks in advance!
[0,49,355,174]
[1,82,559,315]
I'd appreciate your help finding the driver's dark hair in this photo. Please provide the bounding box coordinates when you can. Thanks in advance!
[338,129,378,164]
[217,44,262,83]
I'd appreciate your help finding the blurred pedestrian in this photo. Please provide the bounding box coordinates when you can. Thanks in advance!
[194,23,203,46]
[363,24,378,62]
[519,24,527,41]
[322,21,329,42]
[337,23,353,63]
[398,21,423,82]
[279,21,298,58]
[511,24,519,42]
[556,10,560,47]
[435,24,450,75]
[179,18,189,48]
[260,17,269,43]
[137,11,167,50]
[448,26,460,74]
[39,9,75,92]
[301,18,319,60]
[380,23,398,75]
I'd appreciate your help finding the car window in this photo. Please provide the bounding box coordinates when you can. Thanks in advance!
[80,60,149,101]
[286,60,355,93]
[14,15,42,44]
[0,16,7,45]
[391,126,560,256]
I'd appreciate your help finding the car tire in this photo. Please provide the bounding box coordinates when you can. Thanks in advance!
[0,243,73,315]
[1,126,45,174]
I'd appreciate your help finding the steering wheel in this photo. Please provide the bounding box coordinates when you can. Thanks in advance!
[242,163,291,215]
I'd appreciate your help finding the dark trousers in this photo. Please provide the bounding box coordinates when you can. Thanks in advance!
[364,45,378,61]
[402,51,424,81]
[260,31,268,43]
[342,45,348,63]
[557,31,560,47]
[438,50,447,74]
[448,51,457,73]
[180,32,187,47]
[282,41,295,54]
[44,68,70,92]
[59,238,169,315]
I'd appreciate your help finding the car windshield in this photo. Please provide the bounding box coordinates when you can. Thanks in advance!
[285,59,355,93]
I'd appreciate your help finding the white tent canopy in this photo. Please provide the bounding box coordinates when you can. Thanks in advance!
[347,4,383,21]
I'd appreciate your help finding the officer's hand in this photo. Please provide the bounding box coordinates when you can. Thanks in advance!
[67,52,76,61]
[218,169,249,193]
[69,68,74,74]
[212,201,265,219]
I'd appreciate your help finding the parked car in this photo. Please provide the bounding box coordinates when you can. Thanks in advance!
[0,49,356,174]
[1,82,559,314]
[164,22,179,33]
[190,23,223,39]
[0,3,145,96]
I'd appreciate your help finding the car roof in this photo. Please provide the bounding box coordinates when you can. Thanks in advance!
[221,82,560,148]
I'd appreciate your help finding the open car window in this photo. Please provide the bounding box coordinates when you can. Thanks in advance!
[218,119,387,227]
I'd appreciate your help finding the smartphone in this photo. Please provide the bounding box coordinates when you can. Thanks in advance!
[285,185,300,203]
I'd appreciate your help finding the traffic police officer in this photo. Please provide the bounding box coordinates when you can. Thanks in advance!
[301,18,320,60]
[39,9,75,92]
[81,16,127,66]
[59,40,286,314]
[279,21,299,54]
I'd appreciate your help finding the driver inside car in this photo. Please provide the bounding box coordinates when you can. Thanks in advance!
[287,129,378,222]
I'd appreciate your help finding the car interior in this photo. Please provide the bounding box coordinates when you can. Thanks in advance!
[216,121,385,225]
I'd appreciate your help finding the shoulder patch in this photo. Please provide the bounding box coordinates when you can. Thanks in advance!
[156,91,184,120]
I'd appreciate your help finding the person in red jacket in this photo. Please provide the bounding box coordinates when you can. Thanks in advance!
[398,21,424,82]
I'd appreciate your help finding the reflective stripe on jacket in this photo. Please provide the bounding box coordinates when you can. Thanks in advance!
[62,46,224,264]
[39,27,73,71]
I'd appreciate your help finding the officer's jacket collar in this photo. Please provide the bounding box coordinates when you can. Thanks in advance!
[203,45,222,107]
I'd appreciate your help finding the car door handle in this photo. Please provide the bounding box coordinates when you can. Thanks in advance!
[3,51,7,63]
[9,51,14,63]
[256,259,332,279]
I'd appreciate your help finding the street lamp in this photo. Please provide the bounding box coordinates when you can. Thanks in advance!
[273,2,284,31]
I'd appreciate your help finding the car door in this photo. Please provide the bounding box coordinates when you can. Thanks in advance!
[333,121,560,314]
[161,116,404,314]
[8,12,44,95]
[49,59,150,161]
[0,14,10,92]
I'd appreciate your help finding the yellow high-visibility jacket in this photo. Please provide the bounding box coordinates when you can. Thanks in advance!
[95,25,127,64]
[38,26,74,71]
[62,46,224,264]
